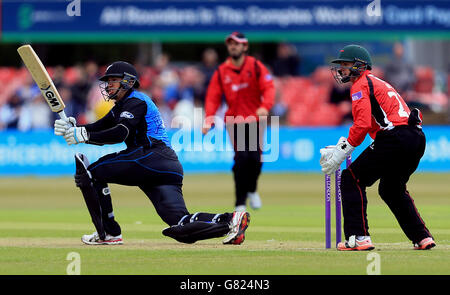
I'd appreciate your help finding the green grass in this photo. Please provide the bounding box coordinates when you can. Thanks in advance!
[0,173,449,275]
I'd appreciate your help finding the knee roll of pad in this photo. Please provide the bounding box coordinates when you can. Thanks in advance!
[74,172,92,188]
[74,153,93,188]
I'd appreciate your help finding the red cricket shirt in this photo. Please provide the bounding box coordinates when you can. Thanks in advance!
[348,70,411,147]
[204,55,275,124]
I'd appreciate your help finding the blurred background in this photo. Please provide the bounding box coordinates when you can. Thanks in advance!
[1,0,449,174]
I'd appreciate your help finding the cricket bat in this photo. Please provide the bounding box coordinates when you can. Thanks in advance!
[17,44,68,121]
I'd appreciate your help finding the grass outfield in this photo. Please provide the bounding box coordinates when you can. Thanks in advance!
[0,173,449,275]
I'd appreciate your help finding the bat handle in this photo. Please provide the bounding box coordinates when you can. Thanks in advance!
[58,110,68,121]
[58,110,76,127]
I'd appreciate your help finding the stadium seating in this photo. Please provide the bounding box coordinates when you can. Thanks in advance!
[0,63,447,128]
[280,67,344,126]
[412,66,448,112]
[414,66,434,94]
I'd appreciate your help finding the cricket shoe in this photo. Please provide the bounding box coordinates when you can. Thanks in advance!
[248,192,262,210]
[414,237,436,250]
[337,235,375,251]
[81,231,123,245]
[223,211,250,245]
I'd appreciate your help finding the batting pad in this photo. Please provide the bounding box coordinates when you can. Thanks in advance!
[75,153,106,240]
[162,221,230,244]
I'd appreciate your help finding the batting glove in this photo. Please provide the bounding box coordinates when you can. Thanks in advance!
[54,117,76,136]
[64,126,89,145]
[321,137,355,175]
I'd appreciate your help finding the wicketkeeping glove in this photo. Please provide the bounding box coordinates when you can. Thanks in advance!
[64,126,89,145]
[319,145,335,166]
[54,117,76,136]
[321,137,355,175]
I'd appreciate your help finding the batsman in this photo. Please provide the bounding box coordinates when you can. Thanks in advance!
[54,61,249,245]
[320,45,435,251]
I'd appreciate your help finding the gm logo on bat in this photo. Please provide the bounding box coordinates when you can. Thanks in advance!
[41,85,61,108]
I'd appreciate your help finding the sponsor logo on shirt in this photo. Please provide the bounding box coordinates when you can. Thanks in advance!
[351,91,363,101]
[120,111,134,119]
[231,83,249,92]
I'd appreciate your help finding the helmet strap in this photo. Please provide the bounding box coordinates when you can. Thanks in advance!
[340,72,351,83]
[108,88,122,101]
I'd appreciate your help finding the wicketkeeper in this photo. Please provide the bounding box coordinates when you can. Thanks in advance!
[54,61,249,245]
[320,45,435,251]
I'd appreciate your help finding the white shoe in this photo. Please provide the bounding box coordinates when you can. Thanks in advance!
[223,211,250,245]
[248,192,262,209]
[81,231,123,245]
[235,205,246,212]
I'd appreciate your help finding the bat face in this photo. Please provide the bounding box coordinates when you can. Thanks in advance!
[17,44,66,114]
[40,85,63,109]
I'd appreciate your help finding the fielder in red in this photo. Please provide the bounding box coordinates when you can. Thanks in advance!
[202,32,275,211]
[320,45,435,251]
